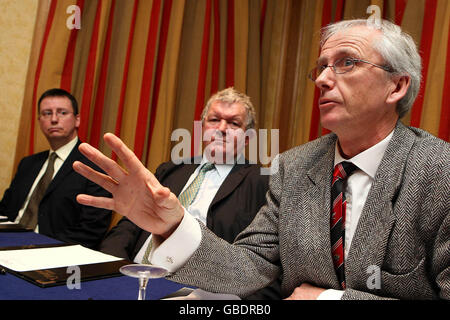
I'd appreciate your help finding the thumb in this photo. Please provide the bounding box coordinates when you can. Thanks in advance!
[151,185,177,209]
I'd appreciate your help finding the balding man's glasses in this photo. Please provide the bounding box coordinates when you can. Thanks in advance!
[308,57,393,81]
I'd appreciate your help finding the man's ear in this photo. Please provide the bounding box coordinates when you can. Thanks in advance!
[386,75,410,105]
[75,114,81,129]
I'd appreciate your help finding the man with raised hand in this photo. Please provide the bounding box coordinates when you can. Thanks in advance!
[74,20,449,299]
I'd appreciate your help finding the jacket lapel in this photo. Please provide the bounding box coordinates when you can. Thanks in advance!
[19,152,49,205]
[346,122,416,289]
[302,136,340,287]
[209,163,250,208]
[157,160,200,197]
[172,164,199,196]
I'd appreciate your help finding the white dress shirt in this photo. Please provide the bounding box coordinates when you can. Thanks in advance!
[134,155,235,263]
[150,132,394,299]
[13,137,79,232]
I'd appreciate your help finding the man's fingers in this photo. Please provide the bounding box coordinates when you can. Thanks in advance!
[103,133,142,171]
[148,185,172,208]
[76,194,115,211]
[78,142,127,182]
[103,133,160,186]
[73,161,118,193]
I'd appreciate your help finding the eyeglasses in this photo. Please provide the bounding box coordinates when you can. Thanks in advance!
[39,109,74,119]
[308,57,393,81]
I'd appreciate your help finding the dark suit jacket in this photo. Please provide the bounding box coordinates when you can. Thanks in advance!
[99,158,278,298]
[170,122,450,300]
[0,140,112,249]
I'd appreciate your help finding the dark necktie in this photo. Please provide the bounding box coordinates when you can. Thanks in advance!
[19,152,58,229]
[330,161,358,289]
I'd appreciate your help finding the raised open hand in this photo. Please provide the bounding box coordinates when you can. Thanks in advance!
[73,133,184,238]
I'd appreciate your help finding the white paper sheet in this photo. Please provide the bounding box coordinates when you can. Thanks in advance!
[0,245,123,272]
[0,215,12,223]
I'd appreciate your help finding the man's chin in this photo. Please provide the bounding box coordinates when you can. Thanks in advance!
[319,114,342,133]
[47,130,64,136]
[204,147,236,164]
[45,134,73,148]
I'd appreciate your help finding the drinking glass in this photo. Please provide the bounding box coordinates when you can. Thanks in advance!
[120,264,169,300]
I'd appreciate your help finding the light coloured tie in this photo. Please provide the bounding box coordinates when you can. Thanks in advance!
[142,162,215,264]
[177,162,215,207]
[19,152,58,229]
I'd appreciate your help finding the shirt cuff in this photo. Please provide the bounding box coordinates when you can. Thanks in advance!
[317,289,344,300]
[149,209,201,273]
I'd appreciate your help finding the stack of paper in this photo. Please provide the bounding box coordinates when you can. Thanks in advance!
[0,245,123,272]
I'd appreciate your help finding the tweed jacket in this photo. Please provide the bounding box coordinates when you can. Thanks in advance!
[169,122,449,300]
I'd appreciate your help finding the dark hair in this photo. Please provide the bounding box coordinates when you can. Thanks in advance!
[38,88,79,115]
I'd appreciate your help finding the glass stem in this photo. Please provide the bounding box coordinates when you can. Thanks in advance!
[138,277,149,300]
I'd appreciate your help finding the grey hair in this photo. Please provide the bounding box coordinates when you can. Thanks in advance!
[201,87,257,129]
[321,19,422,118]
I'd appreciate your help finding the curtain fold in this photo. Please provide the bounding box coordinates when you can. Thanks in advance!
[15,0,449,175]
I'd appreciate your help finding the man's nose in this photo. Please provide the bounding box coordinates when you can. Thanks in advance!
[50,112,59,123]
[217,119,228,132]
[314,66,335,91]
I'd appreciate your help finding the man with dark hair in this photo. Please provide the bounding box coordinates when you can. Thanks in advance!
[38,88,79,116]
[0,88,111,249]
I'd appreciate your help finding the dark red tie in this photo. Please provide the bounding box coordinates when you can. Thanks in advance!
[330,161,358,289]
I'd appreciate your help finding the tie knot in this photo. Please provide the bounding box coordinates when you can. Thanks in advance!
[333,161,358,180]
[48,152,58,164]
[200,162,215,173]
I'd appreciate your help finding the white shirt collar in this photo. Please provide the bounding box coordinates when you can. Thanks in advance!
[334,131,394,179]
[52,136,78,162]
[200,153,240,179]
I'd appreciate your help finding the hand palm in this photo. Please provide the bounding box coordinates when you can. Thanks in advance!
[73,133,184,237]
